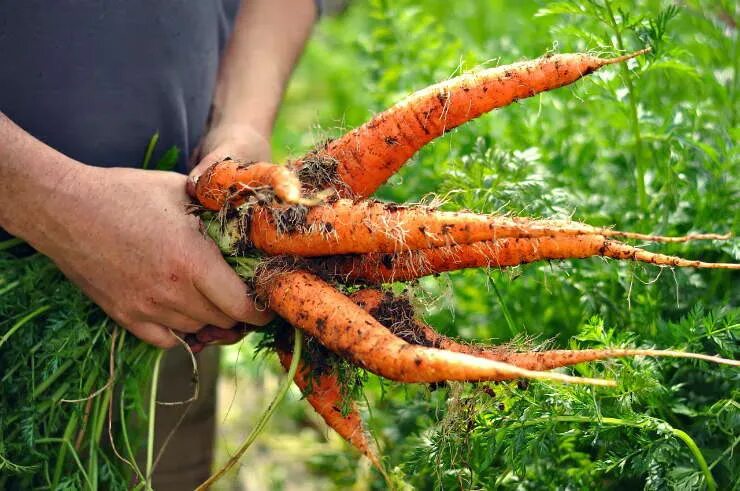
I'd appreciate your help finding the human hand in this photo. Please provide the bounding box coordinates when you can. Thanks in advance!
[184,122,276,349]
[26,164,272,348]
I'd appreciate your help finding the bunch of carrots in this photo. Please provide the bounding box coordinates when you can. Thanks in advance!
[187,48,738,473]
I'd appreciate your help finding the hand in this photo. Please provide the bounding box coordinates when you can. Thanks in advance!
[28,164,272,348]
[184,122,276,348]
[189,122,272,178]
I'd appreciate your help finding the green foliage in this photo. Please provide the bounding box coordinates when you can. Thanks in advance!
[267,0,739,489]
[0,251,158,489]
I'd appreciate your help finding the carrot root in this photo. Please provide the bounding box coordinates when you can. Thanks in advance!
[275,346,383,470]
[195,160,307,211]
[260,269,614,386]
[237,199,735,257]
[351,288,739,374]
[296,49,650,198]
[311,235,738,284]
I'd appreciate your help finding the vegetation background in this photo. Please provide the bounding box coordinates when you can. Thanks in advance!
[0,0,736,490]
[215,0,738,489]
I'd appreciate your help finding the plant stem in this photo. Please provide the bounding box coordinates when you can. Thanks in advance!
[141,132,159,170]
[31,359,74,399]
[39,438,93,490]
[488,275,516,337]
[603,0,648,212]
[671,428,717,491]
[0,237,24,251]
[195,329,304,490]
[501,415,716,490]
[145,350,165,489]
[0,280,19,296]
[52,410,80,487]
[0,305,50,350]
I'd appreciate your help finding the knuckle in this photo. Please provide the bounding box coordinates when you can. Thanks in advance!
[154,336,178,350]
[246,309,274,327]
[178,319,205,334]
[225,301,251,323]
[109,308,134,328]
[135,295,159,319]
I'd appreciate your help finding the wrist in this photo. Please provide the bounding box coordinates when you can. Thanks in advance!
[207,118,271,143]
[0,157,92,247]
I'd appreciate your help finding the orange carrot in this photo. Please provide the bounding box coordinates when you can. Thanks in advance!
[243,198,728,257]
[258,268,613,386]
[350,289,740,374]
[195,160,304,211]
[312,235,739,283]
[295,49,650,198]
[275,346,382,469]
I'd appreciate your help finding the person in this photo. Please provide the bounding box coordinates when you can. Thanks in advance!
[0,0,319,488]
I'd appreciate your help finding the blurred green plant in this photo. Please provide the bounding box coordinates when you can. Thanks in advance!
[267,1,738,489]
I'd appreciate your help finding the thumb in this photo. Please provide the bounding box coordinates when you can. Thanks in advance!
[187,151,227,199]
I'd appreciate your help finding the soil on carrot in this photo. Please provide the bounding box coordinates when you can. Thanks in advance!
[363,290,441,348]
[295,149,342,191]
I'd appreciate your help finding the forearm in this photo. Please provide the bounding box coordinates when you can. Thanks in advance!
[0,112,86,241]
[209,0,317,137]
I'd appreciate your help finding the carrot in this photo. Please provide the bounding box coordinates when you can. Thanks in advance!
[295,49,650,198]
[275,346,382,470]
[258,268,614,386]
[195,160,305,211]
[311,235,740,283]
[242,198,729,257]
[350,289,740,374]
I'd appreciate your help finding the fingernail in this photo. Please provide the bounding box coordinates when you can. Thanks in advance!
[185,177,197,198]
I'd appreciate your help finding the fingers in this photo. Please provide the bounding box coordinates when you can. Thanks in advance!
[185,324,256,354]
[194,251,274,326]
[174,292,238,330]
[129,322,181,349]
[195,325,247,345]
[151,309,205,334]
[189,150,222,183]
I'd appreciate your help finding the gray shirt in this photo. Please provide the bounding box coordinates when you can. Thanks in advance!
[0,0,241,172]
[1,1,319,242]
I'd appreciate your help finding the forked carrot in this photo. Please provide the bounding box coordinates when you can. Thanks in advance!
[258,268,614,386]
[296,49,650,197]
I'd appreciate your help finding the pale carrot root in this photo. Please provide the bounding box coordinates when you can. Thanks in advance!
[295,49,649,198]
[275,347,383,470]
[259,269,614,386]
[311,235,738,283]
[195,160,304,211]
[601,231,731,243]
[600,240,740,270]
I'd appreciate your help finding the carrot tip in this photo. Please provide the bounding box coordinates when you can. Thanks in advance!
[601,47,652,66]
[528,370,616,387]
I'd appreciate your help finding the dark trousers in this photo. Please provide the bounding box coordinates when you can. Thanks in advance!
[151,347,220,490]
